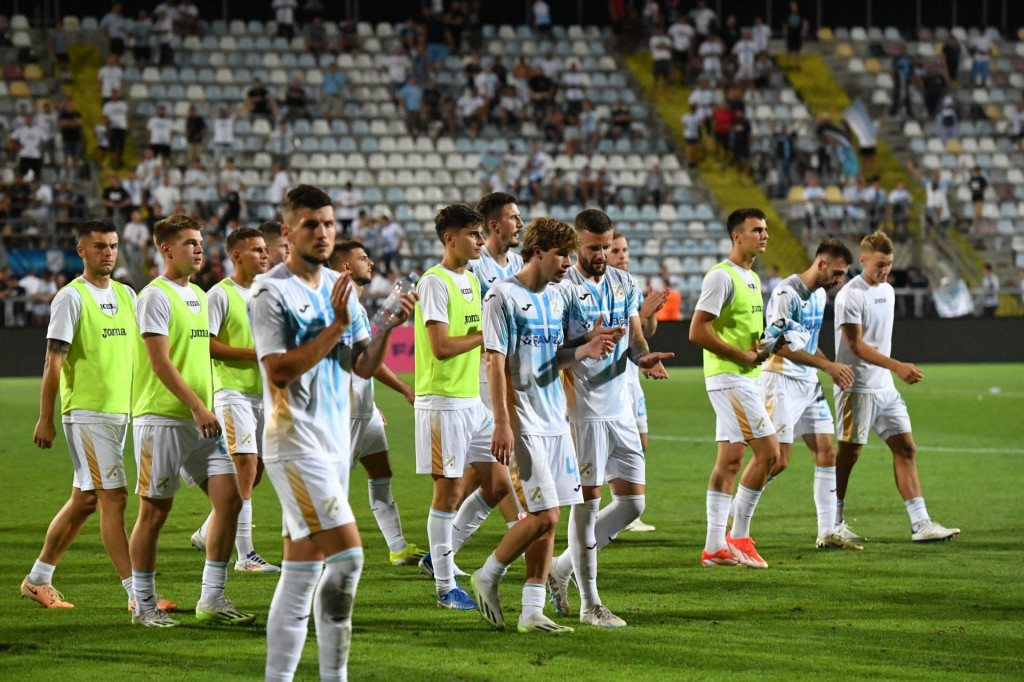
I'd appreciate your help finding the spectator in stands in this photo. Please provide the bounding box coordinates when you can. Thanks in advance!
[23,179,53,224]
[843,175,868,231]
[305,16,330,57]
[101,90,128,169]
[644,163,666,207]
[578,165,598,204]
[456,86,486,136]
[1009,102,1024,151]
[101,175,132,225]
[183,158,212,212]
[321,63,349,124]
[153,7,175,66]
[680,107,702,168]
[650,26,673,101]
[398,75,425,137]
[765,266,783,296]
[732,29,757,90]
[533,0,552,37]
[803,173,827,240]
[731,109,752,175]
[711,100,734,163]
[185,104,206,164]
[578,99,598,154]
[151,173,180,217]
[272,0,298,39]
[94,115,109,164]
[424,8,450,63]
[610,99,633,139]
[146,104,173,161]
[668,16,695,84]
[527,67,556,123]
[218,157,243,195]
[981,264,999,317]
[28,270,58,326]
[967,166,988,229]
[335,182,361,237]
[503,145,527,192]
[338,18,360,53]
[98,53,123,105]
[886,179,910,235]
[969,31,992,86]
[889,45,916,119]
[497,84,524,132]
[9,113,47,179]
[772,124,796,198]
[385,44,413,99]
[51,20,70,80]
[654,271,683,321]
[941,35,962,85]
[542,109,565,146]
[100,2,127,56]
[641,0,662,35]
[267,163,289,214]
[135,148,162,204]
[783,1,807,67]
[268,120,293,167]
[936,95,959,143]
[55,182,87,222]
[698,32,723,83]
[422,77,443,127]
[527,141,549,202]
[123,209,150,271]
[446,0,467,55]
[922,63,947,120]
[131,10,152,65]
[561,62,585,114]
[598,167,616,205]
[721,14,741,54]
[379,213,405,275]
[688,0,717,43]
[245,78,279,120]
[176,1,201,37]
[209,104,241,164]
[751,16,771,55]
[548,168,573,204]
[282,76,310,121]
[908,161,951,236]
[563,112,582,156]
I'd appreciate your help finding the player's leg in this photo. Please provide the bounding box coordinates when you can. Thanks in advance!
[727,433,778,568]
[702,440,747,565]
[450,406,507,556]
[624,383,655,533]
[267,537,324,682]
[360,448,426,565]
[415,408,465,599]
[22,487,97,608]
[833,390,870,542]
[309,524,363,682]
[804,432,860,550]
[93,487,136,604]
[230,452,278,570]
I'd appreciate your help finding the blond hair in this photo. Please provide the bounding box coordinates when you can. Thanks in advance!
[521,217,580,261]
[860,230,893,255]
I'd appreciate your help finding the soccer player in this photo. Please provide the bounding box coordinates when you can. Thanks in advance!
[547,210,672,627]
[833,231,960,543]
[259,220,290,266]
[760,239,861,549]
[252,186,416,682]
[329,240,428,566]
[413,204,510,610]
[472,216,616,634]
[450,192,526,557]
[22,220,162,611]
[688,207,779,568]
[607,231,668,532]
[189,227,278,571]
[130,214,252,627]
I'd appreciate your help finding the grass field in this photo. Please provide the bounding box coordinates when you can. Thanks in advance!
[1,365,1022,681]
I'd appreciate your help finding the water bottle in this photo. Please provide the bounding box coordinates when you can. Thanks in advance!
[371,279,416,330]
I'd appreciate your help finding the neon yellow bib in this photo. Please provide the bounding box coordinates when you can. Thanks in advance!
[703,262,764,378]
[414,266,481,398]
[211,278,261,396]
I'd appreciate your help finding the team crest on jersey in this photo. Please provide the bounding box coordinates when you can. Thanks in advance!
[528,487,544,503]
[856,426,867,440]
[323,497,341,519]
[580,462,593,478]
[444,455,456,471]
[105,466,122,480]
[776,424,787,435]
[550,297,563,318]
[755,417,767,431]
[156,477,169,492]
[612,284,624,300]
[240,433,252,446]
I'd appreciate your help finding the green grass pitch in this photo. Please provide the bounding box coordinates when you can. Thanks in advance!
[0,365,1021,681]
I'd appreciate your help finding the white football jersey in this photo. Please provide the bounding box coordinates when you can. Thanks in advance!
[834,275,896,393]
[249,263,370,462]
[350,303,376,418]
[468,245,524,297]
[764,274,827,383]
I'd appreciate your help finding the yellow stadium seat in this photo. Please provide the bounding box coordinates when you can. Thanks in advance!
[825,185,844,203]
[836,43,854,58]
[23,64,44,81]
[986,104,1005,121]
[8,81,30,97]
[787,186,805,202]
[818,27,835,42]
[946,139,963,154]
[864,58,882,74]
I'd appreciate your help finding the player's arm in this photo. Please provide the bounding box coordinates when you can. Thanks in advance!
[626,314,674,379]
[261,273,356,388]
[689,310,766,367]
[486,349,514,464]
[839,322,922,384]
[142,333,221,437]
[33,338,69,449]
[353,293,416,379]
[776,344,854,389]
[210,338,257,361]
[374,363,414,405]
[638,287,667,338]
[425,321,482,360]
[555,332,618,369]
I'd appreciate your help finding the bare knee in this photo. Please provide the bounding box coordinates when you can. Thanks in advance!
[533,508,560,535]
[96,488,127,514]
[892,443,916,461]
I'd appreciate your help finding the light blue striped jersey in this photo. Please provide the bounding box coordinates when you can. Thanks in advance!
[559,265,640,421]
[468,246,524,296]
[350,304,376,418]
[763,273,825,382]
[482,276,581,436]
[249,263,370,462]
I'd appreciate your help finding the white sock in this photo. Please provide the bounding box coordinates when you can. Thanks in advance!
[729,474,773,521]
[813,466,838,537]
[236,499,254,559]
[315,549,363,682]
[704,491,732,553]
[552,547,574,579]
[594,494,645,550]
[28,559,56,585]
[730,485,763,539]
[368,478,407,553]
[427,508,456,594]
[520,582,546,619]
[451,488,493,555]
[568,499,600,610]
[122,576,134,603]
[198,512,212,541]
[478,552,509,585]
[266,560,322,682]
[836,497,845,525]
[506,520,519,530]
[132,570,156,615]
[200,560,229,604]
[905,497,930,531]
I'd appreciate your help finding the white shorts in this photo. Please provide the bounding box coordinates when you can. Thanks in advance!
[415,403,496,478]
[736,65,756,81]
[835,389,912,445]
[629,380,648,435]
[508,434,584,513]
[133,422,236,499]
[571,418,646,486]
[64,422,128,491]
[708,382,777,444]
[216,402,263,456]
[763,372,834,445]
[351,409,389,462]
[265,456,355,541]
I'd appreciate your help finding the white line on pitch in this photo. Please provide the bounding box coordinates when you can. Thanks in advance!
[647,434,1024,455]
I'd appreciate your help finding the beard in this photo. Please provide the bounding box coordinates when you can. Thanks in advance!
[578,257,605,278]
[301,252,327,266]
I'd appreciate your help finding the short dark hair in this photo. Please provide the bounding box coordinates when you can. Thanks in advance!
[328,240,365,269]
[814,238,853,264]
[574,208,614,234]
[74,219,117,241]
[726,207,767,236]
[258,221,283,240]
[225,226,263,253]
[281,185,332,222]
[434,204,483,243]
[154,215,203,246]
[476,192,517,227]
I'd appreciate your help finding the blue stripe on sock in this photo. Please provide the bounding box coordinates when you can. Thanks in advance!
[369,477,392,488]
[325,547,365,564]
[738,484,763,499]
[131,570,154,579]
[707,491,732,499]
[204,560,229,568]
[429,508,455,519]
[524,582,545,588]
[474,489,493,513]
